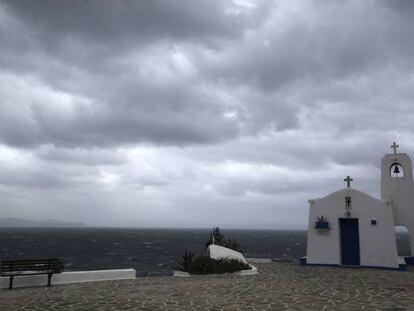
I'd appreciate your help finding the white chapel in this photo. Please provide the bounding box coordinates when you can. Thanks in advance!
[302,142,414,270]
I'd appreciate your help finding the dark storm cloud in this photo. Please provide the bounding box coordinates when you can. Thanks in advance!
[3,0,412,149]
[2,0,260,47]
[0,1,271,148]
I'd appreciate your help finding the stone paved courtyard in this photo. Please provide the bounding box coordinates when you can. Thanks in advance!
[2,262,414,310]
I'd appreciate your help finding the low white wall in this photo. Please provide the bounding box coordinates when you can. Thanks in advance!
[0,269,136,289]
[246,258,272,263]
[174,265,258,277]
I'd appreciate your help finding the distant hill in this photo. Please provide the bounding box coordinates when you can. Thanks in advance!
[0,217,86,227]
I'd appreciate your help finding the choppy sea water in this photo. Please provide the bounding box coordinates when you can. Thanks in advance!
[0,228,410,276]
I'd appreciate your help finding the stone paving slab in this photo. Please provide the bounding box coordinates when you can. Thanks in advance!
[1,262,414,310]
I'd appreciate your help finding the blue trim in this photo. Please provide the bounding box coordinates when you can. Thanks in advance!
[404,256,414,265]
[399,264,408,271]
[300,257,407,271]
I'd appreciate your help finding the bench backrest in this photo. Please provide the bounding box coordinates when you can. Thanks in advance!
[1,259,64,274]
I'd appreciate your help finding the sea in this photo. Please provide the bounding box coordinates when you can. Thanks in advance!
[0,228,410,277]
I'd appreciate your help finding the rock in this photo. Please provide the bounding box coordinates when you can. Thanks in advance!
[207,244,247,263]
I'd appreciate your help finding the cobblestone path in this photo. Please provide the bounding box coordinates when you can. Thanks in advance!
[2,263,414,310]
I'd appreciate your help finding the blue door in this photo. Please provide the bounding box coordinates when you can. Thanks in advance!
[340,218,360,266]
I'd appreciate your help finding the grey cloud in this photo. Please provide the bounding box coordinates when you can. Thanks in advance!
[0,169,70,189]
[27,89,240,147]
[0,0,269,84]
[0,1,269,148]
[1,1,414,228]
[0,162,81,190]
[36,146,126,166]
[208,1,414,91]
[0,64,241,148]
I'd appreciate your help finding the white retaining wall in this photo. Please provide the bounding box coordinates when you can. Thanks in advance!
[0,269,136,289]
[174,265,258,277]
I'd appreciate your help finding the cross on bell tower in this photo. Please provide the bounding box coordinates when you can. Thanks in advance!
[344,176,353,188]
[391,142,399,154]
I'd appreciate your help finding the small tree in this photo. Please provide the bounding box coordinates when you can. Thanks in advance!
[205,227,225,248]
[205,227,242,253]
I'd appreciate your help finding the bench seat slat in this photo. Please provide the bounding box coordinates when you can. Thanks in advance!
[1,262,60,267]
[1,266,62,272]
[1,260,61,264]
[1,262,61,267]
[1,260,62,264]
[1,270,52,276]
[1,266,60,269]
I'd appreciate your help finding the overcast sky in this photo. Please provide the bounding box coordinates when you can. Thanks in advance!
[1,0,414,229]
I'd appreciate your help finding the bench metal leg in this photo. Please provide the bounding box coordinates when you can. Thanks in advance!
[9,276,14,289]
[47,273,52,287]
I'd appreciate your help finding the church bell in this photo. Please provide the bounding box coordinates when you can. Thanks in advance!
[393,165,400,174]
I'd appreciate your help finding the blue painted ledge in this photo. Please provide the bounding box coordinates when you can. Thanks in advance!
[300,257,407,271]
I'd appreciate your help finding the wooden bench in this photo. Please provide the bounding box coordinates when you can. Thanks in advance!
[1,259,64,289]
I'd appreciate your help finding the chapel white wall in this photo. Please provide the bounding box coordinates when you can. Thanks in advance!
[307,188,399,268]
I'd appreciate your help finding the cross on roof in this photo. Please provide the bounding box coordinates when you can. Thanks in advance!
[391,142,399,154]
[344,176,353,188]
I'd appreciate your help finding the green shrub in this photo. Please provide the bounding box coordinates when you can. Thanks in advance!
[187,256,251,275]
[187,256,217,274]
[175,249,195,272]
[216,258,251,274]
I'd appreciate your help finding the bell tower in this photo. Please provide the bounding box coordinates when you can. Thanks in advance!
[381,142,414,255]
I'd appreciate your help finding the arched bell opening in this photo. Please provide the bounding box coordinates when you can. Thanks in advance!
[395,226,411,256]
[390,163,404,178]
